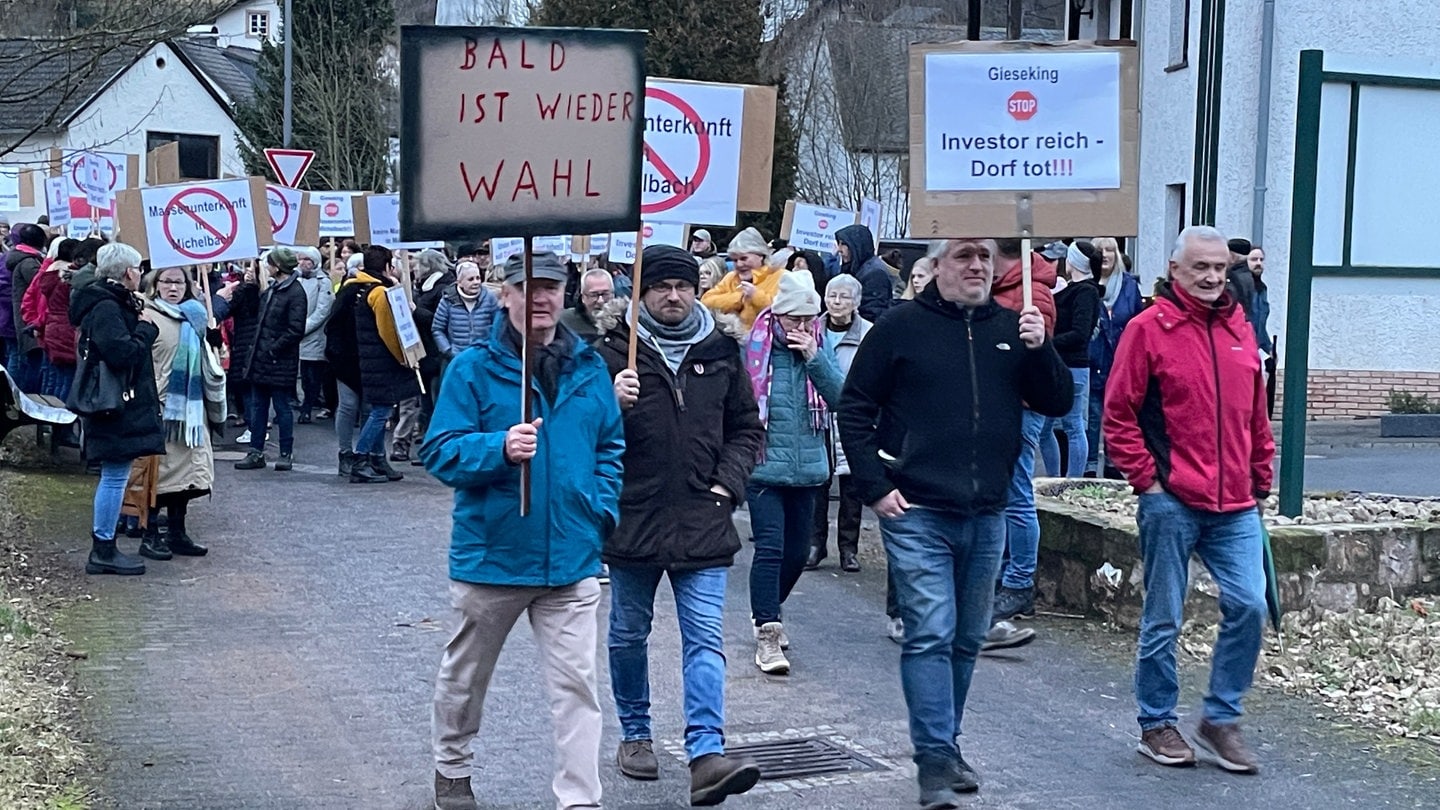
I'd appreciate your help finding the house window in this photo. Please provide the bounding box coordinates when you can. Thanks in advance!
[248,11,270,38]
[146,132,221,180]
[1166,0,1191,71]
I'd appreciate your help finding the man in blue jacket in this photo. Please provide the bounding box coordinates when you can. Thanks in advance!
[422,251,625,810]
[834,223,895,321]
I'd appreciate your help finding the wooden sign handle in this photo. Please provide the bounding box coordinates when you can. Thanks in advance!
[1021,237,1033,311]
[519,236,535,517]
[626,230,647,370]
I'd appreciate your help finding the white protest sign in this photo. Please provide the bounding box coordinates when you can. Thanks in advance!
[82,156,111,207]
[365,194,444,249]
[316,192,358,237]
[642,80,745,225]
[386,285,423,351]
[589,232,610,255]
[138,178,262,269]
[787,202,856,253]
[491,237,525,263]
[532,234,571,254]
[62,150,130,238]
[44,177,71,227]
[266,184,304,245]
[0,169,18,211]
[923,51,1121,191]
[607,231,637,263]
[859,198,882,242]
[607,222,687,262]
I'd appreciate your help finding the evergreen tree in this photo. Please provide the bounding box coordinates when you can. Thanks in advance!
[532,0,798,239]
[234,0,395,191]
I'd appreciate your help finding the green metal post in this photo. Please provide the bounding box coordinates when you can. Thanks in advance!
[1278,50,1325,517]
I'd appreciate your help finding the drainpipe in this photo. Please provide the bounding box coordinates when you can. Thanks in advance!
[1250,0,1277,242]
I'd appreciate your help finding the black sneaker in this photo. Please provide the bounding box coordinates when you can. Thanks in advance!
[234,451,266,470]
[952,754,980,793]
[992,585,1035,622]
[433,771,477,810]
[296,411,313,425]
[274,453,294,472]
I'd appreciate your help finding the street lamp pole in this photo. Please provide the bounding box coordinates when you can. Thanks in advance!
[282,0,293,148]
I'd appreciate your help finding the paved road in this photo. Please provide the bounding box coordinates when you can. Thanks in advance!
[1304,447,1440,498]
[13,423,1439,808]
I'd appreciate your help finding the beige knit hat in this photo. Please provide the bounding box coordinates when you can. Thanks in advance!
[726,226,770,257]
[771,270,821,316]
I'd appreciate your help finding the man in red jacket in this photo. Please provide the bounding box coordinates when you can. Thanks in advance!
[1103,225,1274,775]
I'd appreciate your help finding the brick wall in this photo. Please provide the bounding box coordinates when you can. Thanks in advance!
[1274,369,1440,419]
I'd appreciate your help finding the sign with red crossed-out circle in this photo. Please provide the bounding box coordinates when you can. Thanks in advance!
[640,80,745,226]
[266,185,290,233]
[139,178,261,269]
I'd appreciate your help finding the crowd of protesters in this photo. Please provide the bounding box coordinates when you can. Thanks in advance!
[0,217,1277,809]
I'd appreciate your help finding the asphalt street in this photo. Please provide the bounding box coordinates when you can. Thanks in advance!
[13,422,1440,809]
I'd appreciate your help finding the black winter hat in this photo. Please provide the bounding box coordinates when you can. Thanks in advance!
[12,222,46,250]
[641,244,700,291]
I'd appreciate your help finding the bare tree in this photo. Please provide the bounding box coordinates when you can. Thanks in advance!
[0,0,232,159]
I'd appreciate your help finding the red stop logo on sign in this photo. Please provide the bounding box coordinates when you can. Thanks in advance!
[818,219,829,230]
[323,202,340,217]
[1008,91,1038,121]
[642,225,654,238]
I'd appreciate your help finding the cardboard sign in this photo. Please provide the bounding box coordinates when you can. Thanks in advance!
[399,26,647,241]
[315,191,358,238]
[908,41,1139,238]
[0,169,19,211]
[859,197,883,242]
[116,177,268,269]
[264,184,320,246]
[146,142,181,185]
[44,176,71,227]
[642,79,746,225]
[386,285,424,350]
[355,193,444,249]
[781,200,857,253]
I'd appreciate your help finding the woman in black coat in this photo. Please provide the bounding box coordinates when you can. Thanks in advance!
[233,248,307,471]
[1042,240,1103,478]
[68,242,164,576]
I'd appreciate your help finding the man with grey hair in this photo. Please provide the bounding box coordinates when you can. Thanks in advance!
[1103,225,1274,775]
[837,237,1072,808]
[560,267,616,340]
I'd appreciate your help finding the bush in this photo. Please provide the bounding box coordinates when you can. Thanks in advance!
[1386,390,1440,415]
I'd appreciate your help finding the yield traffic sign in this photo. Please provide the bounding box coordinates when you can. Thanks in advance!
[264,148,315,188]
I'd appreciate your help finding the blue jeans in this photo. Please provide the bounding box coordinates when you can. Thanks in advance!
[1001,409,1046,590]
[1085,377,1105,474]
[1135,491,1267,730]
[7,343,41,394]
[246,383,294,454]
[92,460,132,540]
[608,565,728,761]
[746,484,818,626]
[355,404,393,455]
[336,381,362,452]
[42,358,75,402]
[1040,367,1091,478]
[882,506,1005,762]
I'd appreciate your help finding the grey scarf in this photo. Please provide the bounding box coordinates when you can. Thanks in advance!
[635,301,713,374]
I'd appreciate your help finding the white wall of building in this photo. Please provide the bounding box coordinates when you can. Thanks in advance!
[212,1,282,50]
[0,42,247,223]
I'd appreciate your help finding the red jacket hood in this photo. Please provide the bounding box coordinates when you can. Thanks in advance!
[992,252,1058,334]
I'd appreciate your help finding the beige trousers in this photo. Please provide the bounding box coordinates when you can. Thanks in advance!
[432,578,603,810]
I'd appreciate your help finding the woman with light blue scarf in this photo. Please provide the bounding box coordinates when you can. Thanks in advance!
[139,266,226,561]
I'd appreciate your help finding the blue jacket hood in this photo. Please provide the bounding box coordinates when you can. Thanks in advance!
[835,224,876,272]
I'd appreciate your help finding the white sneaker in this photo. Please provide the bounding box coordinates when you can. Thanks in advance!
[236,429,251,445]
[751,622,790,650]
[754,622,790,674]
[887,616,905,644]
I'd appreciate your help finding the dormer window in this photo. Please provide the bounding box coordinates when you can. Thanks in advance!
[248,11,270,38]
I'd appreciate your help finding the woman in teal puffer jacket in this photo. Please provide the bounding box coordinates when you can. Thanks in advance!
[740,269,844,675]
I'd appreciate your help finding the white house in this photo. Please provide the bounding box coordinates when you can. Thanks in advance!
[0,37,257,226]
[209,0,284,50]
[1077,0,1440,418]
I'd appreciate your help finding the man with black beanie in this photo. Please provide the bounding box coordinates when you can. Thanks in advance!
[595,244,766,804]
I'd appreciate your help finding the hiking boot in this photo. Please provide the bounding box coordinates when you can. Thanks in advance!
[804,545,826,570]
[1195,720,1259,774]
[887,616,905,644]
[433,771,477,810]
[616,739,659,780]
[370,453,404,481]
[840,551,860,572]
[1137,724,1197,767]
[689,753,761,806]
[992,585,1035,622]
[754,622,790,674]
[85,534,145,576]
[350,458,388,484]
[338,450,357,476]
[274,453,294,472]
[234,451,266,470]
[916,757,962,810]
[951,754,980,793]
[138,527,172,561]
[981,620,1036,651]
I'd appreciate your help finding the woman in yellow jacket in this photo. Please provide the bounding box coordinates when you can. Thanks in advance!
[700,227,782,329]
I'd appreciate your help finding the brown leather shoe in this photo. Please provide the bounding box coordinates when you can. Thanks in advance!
[1195,720,1260,774]
[617,739,659,780]
[1137,724,1196,767]
[690,753,761,806]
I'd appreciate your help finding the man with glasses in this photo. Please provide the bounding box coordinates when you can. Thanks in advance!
[596,245,766,804]
[562,267,616,340]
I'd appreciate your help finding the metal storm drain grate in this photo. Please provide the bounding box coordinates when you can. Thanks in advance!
[725,736,887,780]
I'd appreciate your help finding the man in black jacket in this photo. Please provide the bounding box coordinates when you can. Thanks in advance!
[234,247,307,471]
[595,245,765,806]
[837,237,1072,809]
[834,223,895,321]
